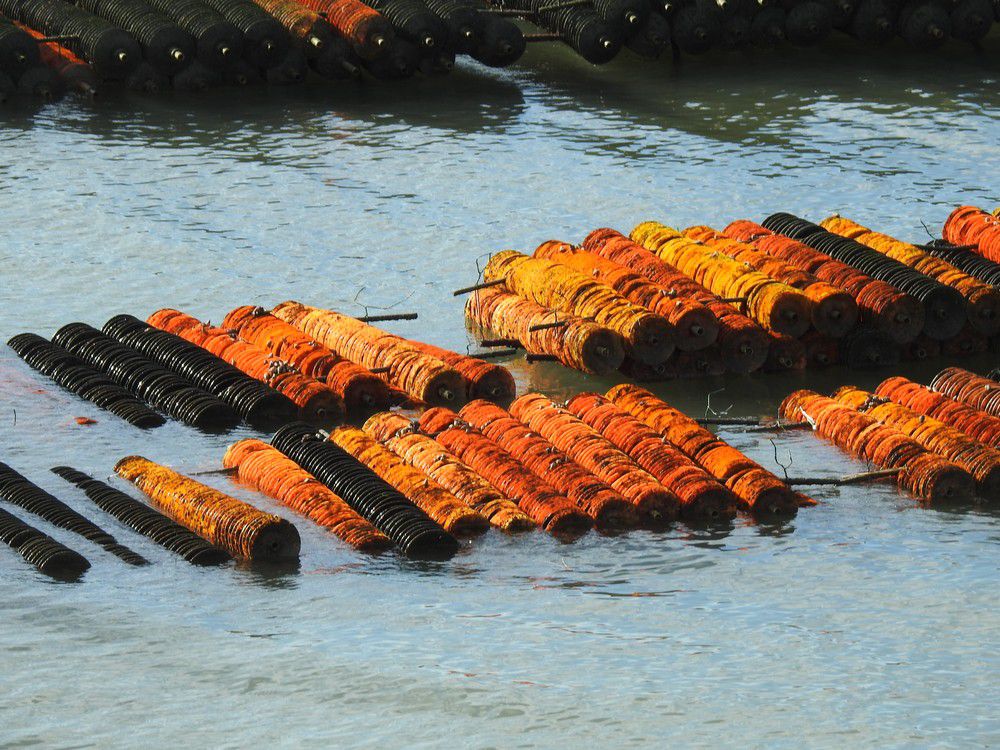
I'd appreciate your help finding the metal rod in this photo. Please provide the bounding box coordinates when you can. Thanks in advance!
[745,420,811,433]
[524,32,564,41]
[470,348,520,359]
[358,312,418,323]
[480,338,523,348]
[480,8,532,15]
[191,467,239,477]
[525,353,561,363]
[453,279,506,296]
[528,320,568,332]
[786,468,901,487]
[369,366,391,374]
[36,35,80,44]
[717,297,748,304]
[916,242,977,253]
[695,416,763,426]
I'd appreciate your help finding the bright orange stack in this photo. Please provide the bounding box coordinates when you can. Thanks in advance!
[149,309,345,422]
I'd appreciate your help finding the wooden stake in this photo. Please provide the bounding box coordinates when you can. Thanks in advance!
[528,320,568,332]
[785,468,901,487]
[358,312,418,323]
[453,279,506,296]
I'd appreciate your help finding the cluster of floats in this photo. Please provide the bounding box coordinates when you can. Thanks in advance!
[3,203,1000,580]
[1,0,998,100]
[460,205,1000,380]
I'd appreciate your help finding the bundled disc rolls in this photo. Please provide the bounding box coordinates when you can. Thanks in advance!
[0,462,149,565]
[363,411,534,532]
[7,333,165,428]
[104,313,297,428]
[272,301,466,408]
[52,467,232,565]
[223,439,391,552]
[51,322,240,431]
[931,367,1000,418]
[114,456,301,562]
[271,422,459,559]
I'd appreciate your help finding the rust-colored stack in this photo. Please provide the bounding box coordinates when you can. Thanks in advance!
[831,386,1000,497]
[482,250,675,365]
[222,305,390,412]
[418,408,593,536]
[631,221,813,338]
[328,426,489,536]
[684,225,859,338]
[404,339,516,404]
[931,367,1000,418]
[465,286,625,375]
[533,239,719,352]
[875,376,1000,448]
[944,205,1000,263]
[507,393,679,523]
[563,392,741,520]
[583,228,771,373]
[778,390,975,503]
[458,400,638,529]
[272,301,466,407]
[223,439,391,552]
[149,309,344,422]
[724,220,924,344]
[607,384,805,516]
[115,455,301,561]
[364,411,534,532]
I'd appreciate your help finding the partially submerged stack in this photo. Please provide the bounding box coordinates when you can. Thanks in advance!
[464,206,999,380]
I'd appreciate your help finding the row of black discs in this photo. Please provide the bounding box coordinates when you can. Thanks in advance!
[762,213,968,341]
[272,422,460,559]
[0,13,64,97]
[7,333,166,428]
[103,314,297,430]
[52,322,241,431]
[52,467,232,566]
[926,240,1000,288]
[0,505,91,580]
[0,462,148,565]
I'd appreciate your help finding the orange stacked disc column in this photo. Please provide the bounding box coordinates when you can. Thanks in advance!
[563,392,742,521]
[328,426,489,536]
[148,309,344,422]
[532,239,719,352]
[683,224,859,338]
[115,455,301,561]
[944,205,1000,263]
[223,305,390,411]
[607,384,806,517]
[875,376,1000,448]
[482,250,675,366]
[507,393,680,523]
[223,439,391,552]
[931,367,1000,417]
[630,221,813,338]
[831,387,1000,498]
[458,400,639,530]
[465,286,626,375]
[778,391,975,503]
[272,301,466,407]
[583,228,771,374]
[417,407,593,537]
[364,411,534,532]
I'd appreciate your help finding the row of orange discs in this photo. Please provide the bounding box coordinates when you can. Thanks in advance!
[143,302,516,423]
[465,207,1000,380]
[777,366,1000,504]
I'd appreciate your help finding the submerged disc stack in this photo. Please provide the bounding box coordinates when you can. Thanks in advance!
[73,0,195,75]
[52,467,233,565]
[52,322,241,431]
[7,333,166,428]
[0,505,91,580]
[102,314,297,429]
[0,462,149,565]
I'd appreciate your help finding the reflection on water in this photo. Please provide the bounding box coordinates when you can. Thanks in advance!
[1,41,999,748]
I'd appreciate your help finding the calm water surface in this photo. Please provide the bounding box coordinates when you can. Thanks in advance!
[1,41,999,748]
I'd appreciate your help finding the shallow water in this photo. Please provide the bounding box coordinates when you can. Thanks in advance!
[2,40,1000,748]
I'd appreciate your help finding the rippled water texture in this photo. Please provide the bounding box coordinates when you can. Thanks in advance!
[2,42,999,747]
